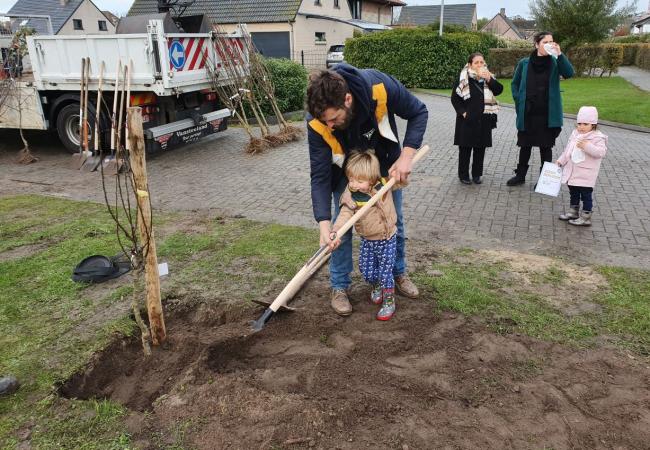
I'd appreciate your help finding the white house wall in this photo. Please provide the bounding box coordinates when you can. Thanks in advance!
[300,0,353,20]
[294,14,354,67]
[58,0,115,35]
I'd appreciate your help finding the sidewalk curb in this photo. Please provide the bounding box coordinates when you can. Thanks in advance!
[414,89,650,134]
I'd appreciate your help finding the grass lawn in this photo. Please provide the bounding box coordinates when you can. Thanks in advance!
[1,194,650,447]
[0,194,319,449]
[419,76,650,128]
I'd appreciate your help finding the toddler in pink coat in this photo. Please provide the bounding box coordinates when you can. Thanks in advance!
[556,106,608,226]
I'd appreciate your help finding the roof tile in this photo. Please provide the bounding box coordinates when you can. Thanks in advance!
[128,0,303,24]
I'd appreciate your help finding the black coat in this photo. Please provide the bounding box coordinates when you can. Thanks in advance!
[451,77,503,148]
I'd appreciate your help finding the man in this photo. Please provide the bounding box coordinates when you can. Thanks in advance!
[306,64,428,316]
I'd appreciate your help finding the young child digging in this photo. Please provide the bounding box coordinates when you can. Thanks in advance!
[556,106,608,226]
[330,151,400,321]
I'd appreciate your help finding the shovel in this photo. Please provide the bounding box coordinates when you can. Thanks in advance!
[70,58,87,169]
[252,144,431,332]
[77,58,92,168]
[81,61,104,172]
[250,249,331,312]
[102,60,123,176]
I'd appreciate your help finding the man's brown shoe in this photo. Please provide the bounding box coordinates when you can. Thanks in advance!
[331,288,352,316]
[395,274,419,298]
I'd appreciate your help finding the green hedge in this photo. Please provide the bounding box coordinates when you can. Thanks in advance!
[487,44,638,78]
[636,44,650,71]
[619,43,644,65]
[486,48,532,78]
[568,44,624,77]
[262,58,308,114]
[609,33,650,43]
[344,28,502,89]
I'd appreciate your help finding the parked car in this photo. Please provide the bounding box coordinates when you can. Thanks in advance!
[326,44,345,68]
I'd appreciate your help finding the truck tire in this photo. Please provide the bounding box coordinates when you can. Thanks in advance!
[56,102,108,154]
[56,103,86,154]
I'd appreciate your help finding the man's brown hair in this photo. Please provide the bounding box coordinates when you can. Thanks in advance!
[306,69,349,120]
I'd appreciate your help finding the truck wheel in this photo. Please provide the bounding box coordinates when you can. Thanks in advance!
[56,103,96,154]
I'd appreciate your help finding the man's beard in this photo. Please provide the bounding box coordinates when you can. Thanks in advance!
[333,105,354,130]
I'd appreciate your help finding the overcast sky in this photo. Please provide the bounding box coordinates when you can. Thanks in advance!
[0,0,646,20]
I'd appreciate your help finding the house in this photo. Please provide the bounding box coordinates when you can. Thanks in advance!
[128,0,404,67]
[395,3,477,30]
[7,0,116,35]
[631,14,650,34]
[630,1,650,34]
[480,8,527,41]
[510,15,537,40]
[101,10,119,27]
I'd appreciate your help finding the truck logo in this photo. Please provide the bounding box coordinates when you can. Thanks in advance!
[169,40,186,69]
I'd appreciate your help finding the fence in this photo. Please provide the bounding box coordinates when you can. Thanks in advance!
[292,48,328,70]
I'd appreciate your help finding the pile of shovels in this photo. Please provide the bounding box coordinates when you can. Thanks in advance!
[70,57,131,175]
[252,145,431,332]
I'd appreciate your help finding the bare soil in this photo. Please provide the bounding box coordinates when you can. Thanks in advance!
[59,267,650,450]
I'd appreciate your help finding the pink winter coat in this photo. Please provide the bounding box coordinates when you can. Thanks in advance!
[557,129,608,188]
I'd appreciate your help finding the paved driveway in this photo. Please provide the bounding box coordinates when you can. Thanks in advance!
[2,94,649,268]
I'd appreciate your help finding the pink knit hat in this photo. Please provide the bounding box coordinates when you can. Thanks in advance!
[577,106,598,124]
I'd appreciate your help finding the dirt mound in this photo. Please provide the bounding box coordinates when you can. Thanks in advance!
[59,272,650,449]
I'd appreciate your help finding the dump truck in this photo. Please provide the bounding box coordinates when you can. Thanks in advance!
[0,16,248,153]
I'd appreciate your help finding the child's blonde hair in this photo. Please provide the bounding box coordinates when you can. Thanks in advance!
[345,150,380,183]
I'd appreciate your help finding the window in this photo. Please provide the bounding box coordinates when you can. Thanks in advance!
[73,19,83,30]
[334,0,340,7]
[98,20,107,31]
[350,0,361,19]
[315,32,326,43]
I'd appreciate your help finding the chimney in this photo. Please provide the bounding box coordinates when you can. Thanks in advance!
[500,8,506,16]
[60,0,69,6]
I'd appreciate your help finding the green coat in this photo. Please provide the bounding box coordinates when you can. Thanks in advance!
[511,54,575,131]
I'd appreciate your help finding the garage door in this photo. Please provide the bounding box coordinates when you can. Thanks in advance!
[250,32,290,58]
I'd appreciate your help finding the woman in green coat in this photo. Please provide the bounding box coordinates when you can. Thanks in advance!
[507,31,575,186]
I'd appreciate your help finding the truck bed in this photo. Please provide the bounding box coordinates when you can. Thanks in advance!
[26,21,248,96]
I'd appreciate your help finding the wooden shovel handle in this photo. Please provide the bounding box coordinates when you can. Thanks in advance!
[334,144,430,238]
[267,145,430,313]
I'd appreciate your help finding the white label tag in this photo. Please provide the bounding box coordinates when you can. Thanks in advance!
[158,262,169,277]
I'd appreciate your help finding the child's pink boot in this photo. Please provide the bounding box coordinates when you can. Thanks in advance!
[376,289,395,321]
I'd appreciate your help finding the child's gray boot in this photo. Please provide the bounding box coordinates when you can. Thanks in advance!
[569,211,592,227]
[559,206,579,221]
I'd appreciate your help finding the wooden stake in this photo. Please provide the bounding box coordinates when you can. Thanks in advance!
[127,106,166,345]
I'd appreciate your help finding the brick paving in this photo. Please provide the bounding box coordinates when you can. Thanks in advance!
[1,93,649,268]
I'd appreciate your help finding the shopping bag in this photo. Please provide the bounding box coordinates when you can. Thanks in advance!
[535,162,562,197]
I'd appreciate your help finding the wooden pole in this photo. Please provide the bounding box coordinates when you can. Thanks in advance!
[127,106,166,345]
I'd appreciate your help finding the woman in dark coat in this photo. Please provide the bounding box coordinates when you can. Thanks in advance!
[507,31,575,186]
[451,52,503,184]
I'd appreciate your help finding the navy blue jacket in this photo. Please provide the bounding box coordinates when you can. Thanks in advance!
[307,64,428,223]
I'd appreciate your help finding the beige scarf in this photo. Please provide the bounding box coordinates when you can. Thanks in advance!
[456,64,499,115]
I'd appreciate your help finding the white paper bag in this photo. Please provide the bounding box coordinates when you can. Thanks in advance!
[535,162,562,197]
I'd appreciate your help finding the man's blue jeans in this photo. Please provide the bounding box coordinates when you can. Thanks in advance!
[330,178,406,290]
